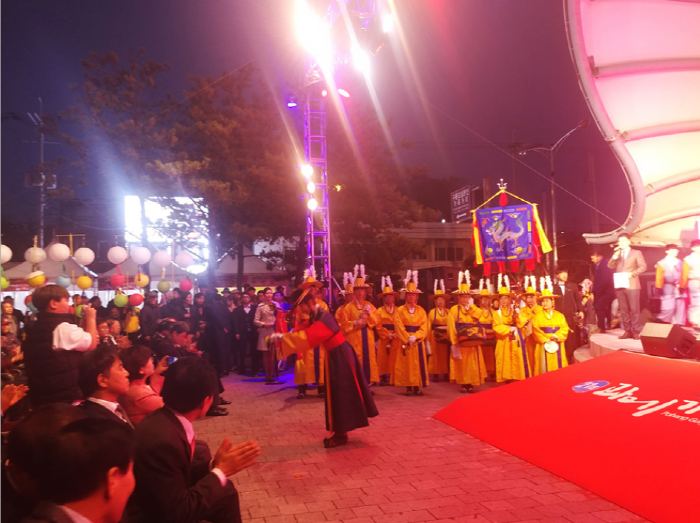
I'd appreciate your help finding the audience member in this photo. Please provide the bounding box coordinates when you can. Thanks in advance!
[25,418,135,523]
[232,292,257,375]
[77,346,133,428]
[118,345,168,425]
[3,296,25,331]
[139,291,161,343]
[23,285,97,408]
[88,296,108,320]
[3,403,86,523]
[151,320,178,360]
[130,357,260,523]
[2,301,20,335]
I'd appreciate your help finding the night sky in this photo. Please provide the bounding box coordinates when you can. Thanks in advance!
[2,0,631,241]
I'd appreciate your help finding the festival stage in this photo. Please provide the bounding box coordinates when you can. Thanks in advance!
[576,327,700,363]
[434,351,700,523]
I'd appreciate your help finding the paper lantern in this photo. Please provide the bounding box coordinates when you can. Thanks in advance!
[26,271,46,288]
[179,278,193,293]
[131,246,152,265]
[175,251,193,268]
[152,250,172,268]
[27,302,39,314]
[113,294,129,308]
[1,245,13,265]
[74,248,95,266]
[56,274,71,288]
[76,275,93,290]
[134,273,150,288]
[129,293,144,307]
[24,247,47,264]
[157,280,171,293]
[1,276,9,290]
[48,243,71,262]
[110,273,126,289]
[107,246,128,265]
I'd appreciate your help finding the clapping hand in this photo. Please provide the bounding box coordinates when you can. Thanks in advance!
[1,384,28,415]
[213,438,261,477]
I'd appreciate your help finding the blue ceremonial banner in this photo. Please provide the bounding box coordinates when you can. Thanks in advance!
[474,205,534,262]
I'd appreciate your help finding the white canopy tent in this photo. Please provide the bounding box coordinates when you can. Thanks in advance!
[565,0,700,246]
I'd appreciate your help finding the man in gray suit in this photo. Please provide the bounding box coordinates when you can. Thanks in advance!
[608,233,647,339]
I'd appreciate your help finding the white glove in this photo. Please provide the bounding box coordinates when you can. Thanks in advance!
[451,344,462,359]
[551,334,559,341]
[268,333,283,343]
[388,333,396,340]
[408,335,416,344]
[509,326,518,334]
[425,341,432,355]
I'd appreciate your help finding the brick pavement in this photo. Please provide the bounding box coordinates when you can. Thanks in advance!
[195,373,648,523]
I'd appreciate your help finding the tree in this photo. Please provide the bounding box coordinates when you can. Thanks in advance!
[63,50,176,286]
[325,98,439,274]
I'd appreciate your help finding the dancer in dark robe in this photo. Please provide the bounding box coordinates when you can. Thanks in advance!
[271,287,378,448]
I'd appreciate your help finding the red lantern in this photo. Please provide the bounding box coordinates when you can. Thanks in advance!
[129,293,144,307]
[179,279,193,293]
[110,274,126,289]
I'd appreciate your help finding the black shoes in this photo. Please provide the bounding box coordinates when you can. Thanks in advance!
[207,406,228,417]
[219,398,232,405]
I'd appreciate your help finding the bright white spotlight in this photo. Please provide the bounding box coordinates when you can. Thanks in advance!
[382,13,394,33]
[352,46,371,75]
[307,198,318,211]
[296,1,332,69]
[301,164,313,178]
[338,89,350,98]
[321,89,328,97]
[307,181,316,193]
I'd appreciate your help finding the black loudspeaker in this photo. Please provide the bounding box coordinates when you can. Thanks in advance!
[640,323,698,359]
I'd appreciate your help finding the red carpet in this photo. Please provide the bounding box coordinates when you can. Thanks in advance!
[434,351,700,523]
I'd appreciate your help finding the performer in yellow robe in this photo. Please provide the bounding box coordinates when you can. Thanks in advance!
[293,272,330,398]
[393,273,429,395]
[447,273,487,393]
[532,288,570,374]
[427,280,451,382]
[492,285,533,382]
[474,286,496,380]
[516,280,542,374]
[375,276,400,386]
[338,267,380,384]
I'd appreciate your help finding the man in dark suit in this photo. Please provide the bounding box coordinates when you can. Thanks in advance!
[232,292,257,375]
[554,268,584,364]
[608,233,647,339]
[130,357,260,523]
[22,418,135,523]
[591,250,615,333]
[77,346,134,429]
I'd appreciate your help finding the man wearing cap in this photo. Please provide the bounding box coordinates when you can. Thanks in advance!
[655,244,688,325]
[293,270,329,399]
[393,271,429,396]
[492,280,532,382]
[532,288,570,374]
[375,276,400,386]
[272,287,378,448]
[338,267,380,385]
[427,280,451,383]
[516,278,542,372]
[685,239,700,329]
[447,273,487,393]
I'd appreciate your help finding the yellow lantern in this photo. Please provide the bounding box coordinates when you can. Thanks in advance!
[76,275,93,290]
[25,271,46,288]
[134,273,150,288]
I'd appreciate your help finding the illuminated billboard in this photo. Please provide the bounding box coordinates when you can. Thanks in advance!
[124,195,209,274]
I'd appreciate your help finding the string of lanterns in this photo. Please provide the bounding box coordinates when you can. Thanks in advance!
[1,240,197,309]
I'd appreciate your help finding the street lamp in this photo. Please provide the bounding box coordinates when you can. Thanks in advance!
[518,118,590,271]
